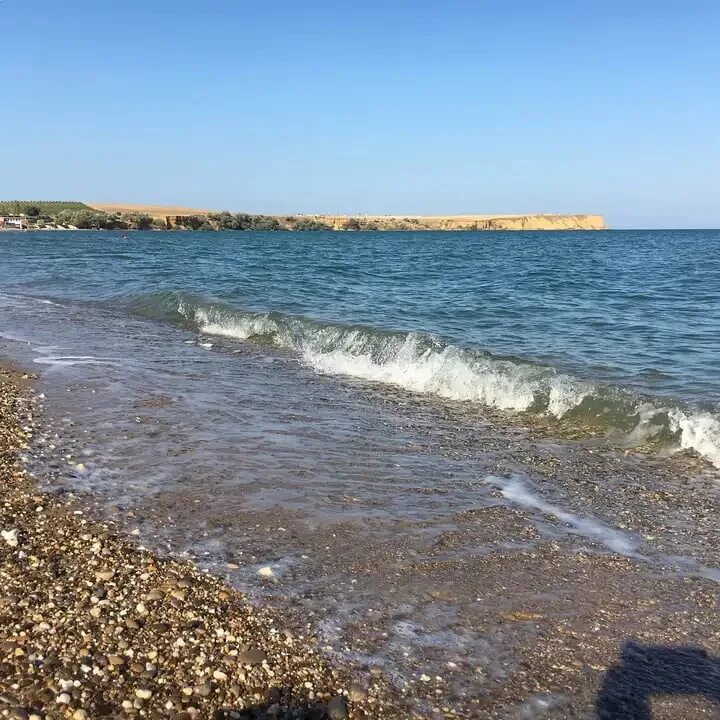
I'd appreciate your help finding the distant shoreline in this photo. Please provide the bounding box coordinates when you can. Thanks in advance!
[1,201,606,232]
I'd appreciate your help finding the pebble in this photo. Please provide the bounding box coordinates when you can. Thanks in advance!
[1,529,19,547]
[349,684,367,702]
[328,695,348,719]
[237,649,267,665]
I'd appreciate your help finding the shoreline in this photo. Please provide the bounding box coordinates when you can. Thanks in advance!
[0,363,407,720]
[4,341,720,717]
[1,205,606,232]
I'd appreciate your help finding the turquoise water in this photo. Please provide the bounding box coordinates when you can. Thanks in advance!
[1,229,719,463]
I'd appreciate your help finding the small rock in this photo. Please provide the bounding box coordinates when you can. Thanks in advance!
[135,689,152,700]
[237,649,266,665]
[56,693,72,705]
[349,684,367,702]
[1,529,19,547]
[328,696,348,720]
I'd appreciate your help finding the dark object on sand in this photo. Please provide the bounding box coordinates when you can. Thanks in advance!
[597,641,720,719]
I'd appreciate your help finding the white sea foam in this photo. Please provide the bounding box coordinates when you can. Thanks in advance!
[189,300,720,469]
[303,339,541,411]
[193,307,562,412]
[668,409,720,468]
[486,475,637,555]
[195,307,278,341]
[33,355,119,367]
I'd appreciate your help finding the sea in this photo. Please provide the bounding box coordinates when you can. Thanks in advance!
[1,229,719,717]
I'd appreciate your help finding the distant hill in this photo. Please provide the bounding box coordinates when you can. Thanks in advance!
[0,200,93,215]
[88,203,215,219]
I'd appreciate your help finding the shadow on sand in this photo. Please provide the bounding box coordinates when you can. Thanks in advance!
[596,641,720,719]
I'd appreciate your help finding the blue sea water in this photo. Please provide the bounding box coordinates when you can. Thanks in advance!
[1,229,719,464]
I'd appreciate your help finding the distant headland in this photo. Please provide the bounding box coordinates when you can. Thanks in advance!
[0,201,606,231]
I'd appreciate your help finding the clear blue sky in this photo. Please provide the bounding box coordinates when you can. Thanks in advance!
[2,1,718,228]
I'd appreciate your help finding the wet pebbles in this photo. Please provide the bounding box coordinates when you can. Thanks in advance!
[0,367,406,719]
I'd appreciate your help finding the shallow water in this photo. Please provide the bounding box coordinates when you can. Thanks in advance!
[2,230,720,717]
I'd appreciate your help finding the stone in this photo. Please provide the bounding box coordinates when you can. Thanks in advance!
[328,696,348,720]
[349,684,367,702]
[236,649,266,665]
[1,529,19,547]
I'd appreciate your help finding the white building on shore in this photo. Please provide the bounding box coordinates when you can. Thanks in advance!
[0,215,27,229]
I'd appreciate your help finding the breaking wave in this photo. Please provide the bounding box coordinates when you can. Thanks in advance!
[124,291,720,468]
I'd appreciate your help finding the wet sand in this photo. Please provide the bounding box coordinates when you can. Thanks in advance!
[0,365,405,719]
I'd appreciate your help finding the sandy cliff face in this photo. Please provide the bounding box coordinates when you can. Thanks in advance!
[291,213,606,231]
[473,214,606,231]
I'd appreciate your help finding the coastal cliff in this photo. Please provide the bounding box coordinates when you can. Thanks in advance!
[1,202,605,231]
[88,205,606,231]
[288,213,606,231]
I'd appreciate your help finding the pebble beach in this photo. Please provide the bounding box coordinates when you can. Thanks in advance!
[0,365,403,720]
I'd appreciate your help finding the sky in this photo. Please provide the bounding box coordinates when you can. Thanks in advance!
[1,1,719,228]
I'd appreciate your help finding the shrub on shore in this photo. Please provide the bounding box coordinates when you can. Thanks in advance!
[53,209,155,230]
[207,212,283,231]
[0,200,94,215]
[292,218,334,231]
